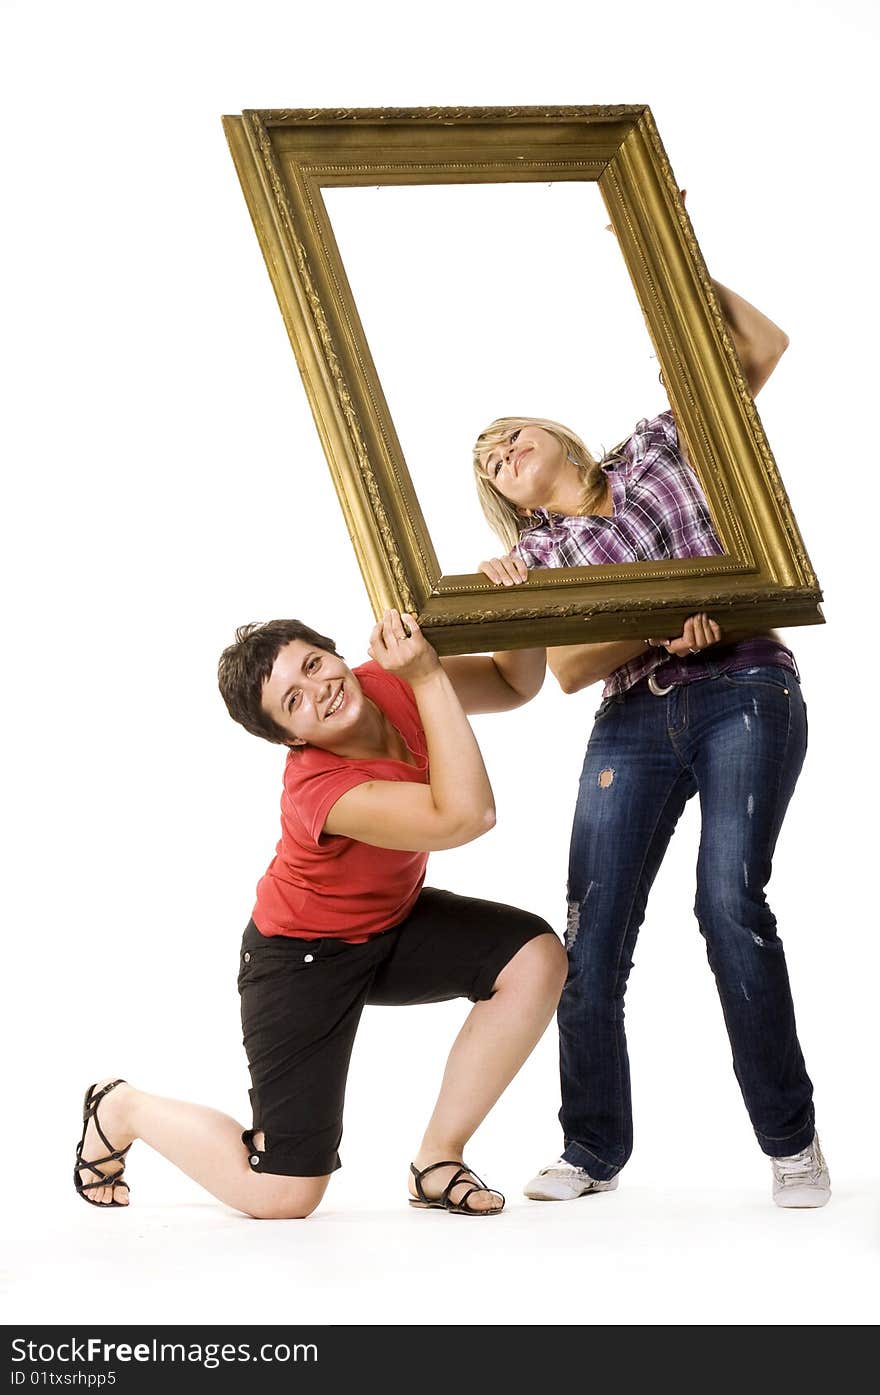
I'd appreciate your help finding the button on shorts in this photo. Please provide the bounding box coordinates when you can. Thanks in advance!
[238,886,554,1177]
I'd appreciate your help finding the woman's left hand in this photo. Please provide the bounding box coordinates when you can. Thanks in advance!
[648,613,721,657]
[367,609,441,685]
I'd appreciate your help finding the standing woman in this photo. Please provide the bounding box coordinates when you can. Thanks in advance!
[73,611,566,1219]
[473,269,830,1208]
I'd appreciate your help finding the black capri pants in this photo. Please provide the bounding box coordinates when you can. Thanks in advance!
[238,886,555,1177]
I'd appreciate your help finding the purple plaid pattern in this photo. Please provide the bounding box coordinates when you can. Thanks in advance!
[514,410,722,569]
[511,411,795,696]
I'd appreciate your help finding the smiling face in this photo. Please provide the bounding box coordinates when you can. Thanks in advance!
[261,639,364,749]
[479,424,570,512]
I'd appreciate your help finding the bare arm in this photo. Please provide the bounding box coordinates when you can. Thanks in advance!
[547,639,647,695]
[711,278,789,397]
[673,190,789,395]
[323,612,495,852]
[609,191,789,397]
[477,554,648,695]
[548,616,724,695]
[440,645,546,714]
[431,551,546,711]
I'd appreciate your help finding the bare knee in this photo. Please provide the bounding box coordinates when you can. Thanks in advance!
[244,1174,329,1221]
[541,933,569,994]
[247,1201,318,1221]
[496,932,568,998]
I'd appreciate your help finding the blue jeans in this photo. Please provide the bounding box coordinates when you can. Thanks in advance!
[558,665,815,1179]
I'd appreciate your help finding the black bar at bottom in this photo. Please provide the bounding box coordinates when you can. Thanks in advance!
[2,1323,866,1392]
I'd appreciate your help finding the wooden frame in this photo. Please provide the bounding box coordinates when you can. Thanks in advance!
[223,105,823,654]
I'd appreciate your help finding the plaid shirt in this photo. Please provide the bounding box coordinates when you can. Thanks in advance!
[512,410,795,697]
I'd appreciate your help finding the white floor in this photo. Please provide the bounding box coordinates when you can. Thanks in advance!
[6,1165,877,1327]
[9,946,880,1331]
[4,0,879,1344]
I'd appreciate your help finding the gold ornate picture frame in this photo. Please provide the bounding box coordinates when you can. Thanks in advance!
[223,105,823,654]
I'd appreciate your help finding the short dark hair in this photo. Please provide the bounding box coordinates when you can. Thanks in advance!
[218,619,339,745]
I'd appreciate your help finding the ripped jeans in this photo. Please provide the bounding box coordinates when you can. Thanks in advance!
[558,666,815,1179]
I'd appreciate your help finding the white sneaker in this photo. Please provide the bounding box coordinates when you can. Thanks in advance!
[523,1158,620,1202]
[771,1133,831,1208]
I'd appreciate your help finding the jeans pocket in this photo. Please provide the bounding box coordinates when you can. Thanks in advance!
[721,665,799,693]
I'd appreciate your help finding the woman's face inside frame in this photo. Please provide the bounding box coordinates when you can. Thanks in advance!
[477,423,571,512]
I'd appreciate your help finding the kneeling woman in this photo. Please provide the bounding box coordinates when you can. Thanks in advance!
[74,611,566,1219]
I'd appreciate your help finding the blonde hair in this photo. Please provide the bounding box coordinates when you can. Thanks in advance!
[473,416,614,552]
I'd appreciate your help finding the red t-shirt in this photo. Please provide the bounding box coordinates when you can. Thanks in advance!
[252,662,430,941]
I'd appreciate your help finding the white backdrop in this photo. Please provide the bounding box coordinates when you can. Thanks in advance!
[323,179,669,572]
[3,0,878,1329]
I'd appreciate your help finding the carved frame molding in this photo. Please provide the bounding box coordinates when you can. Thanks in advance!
[223,105,822,653]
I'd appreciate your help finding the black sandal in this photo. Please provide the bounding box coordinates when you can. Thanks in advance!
[74,1080,131,1207]
[409,1160,505,1216]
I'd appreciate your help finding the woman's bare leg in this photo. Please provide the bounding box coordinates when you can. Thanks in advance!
[77,938,565,1218]
[410,934,567,1209]
[76,1081,329,1219]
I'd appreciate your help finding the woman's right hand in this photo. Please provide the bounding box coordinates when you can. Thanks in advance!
[478,555,529,587]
